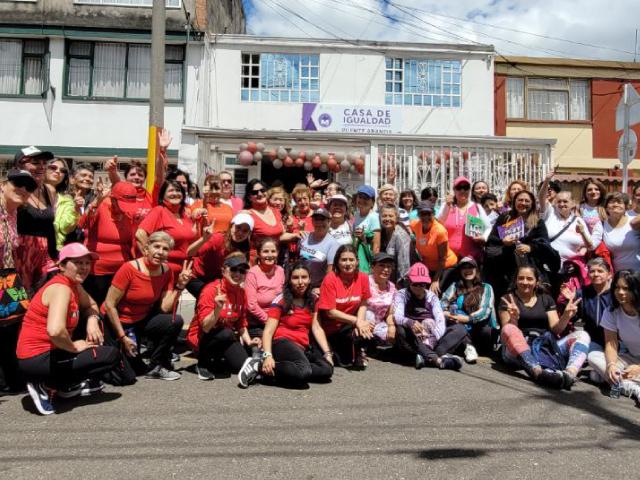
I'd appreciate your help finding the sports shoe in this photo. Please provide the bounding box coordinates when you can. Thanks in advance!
[353,349,368,371]
[145,365,181,381]
[26,382,55,415]
[57,382,84,399]
[535,369,564,389]
[464,344,478,364]
[171,352,181,364]
[621,382,640,402]
[439,354,463,371]
[196,364,215,381]
[415,354,425,370]
[561,371,578,391]
[80,379,105,396]
[238,357,261,388]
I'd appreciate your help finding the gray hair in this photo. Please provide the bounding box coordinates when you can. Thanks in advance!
[587,257,611,273]
[148,231,175,249]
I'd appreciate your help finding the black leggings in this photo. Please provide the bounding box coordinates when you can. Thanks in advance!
[18,346,119,388]
[394,323,468,366]
[120,314,184,370]
[271,338,333,385]
[0,322,23,390]
[198,327,249,373]
[326,324,369,367]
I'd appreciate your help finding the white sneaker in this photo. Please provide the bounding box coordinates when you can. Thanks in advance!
[622,382,640,401]
[464,344,478,364]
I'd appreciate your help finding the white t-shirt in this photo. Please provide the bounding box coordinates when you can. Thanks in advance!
[601,308,640,357]
[603,219,640,272]
[329,221,353,246]
[543,208,592,263]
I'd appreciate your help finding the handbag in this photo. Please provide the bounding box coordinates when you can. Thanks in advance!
[0,207,31,325]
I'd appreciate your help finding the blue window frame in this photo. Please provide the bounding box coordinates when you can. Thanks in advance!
[241,53,319,103]
[385,58,461,107]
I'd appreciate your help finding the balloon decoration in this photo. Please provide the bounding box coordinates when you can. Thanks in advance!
[236,141,365,175]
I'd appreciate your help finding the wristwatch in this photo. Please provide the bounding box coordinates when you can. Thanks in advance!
[262,351,273,359]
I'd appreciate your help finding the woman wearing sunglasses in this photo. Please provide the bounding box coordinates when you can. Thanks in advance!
[186,253,261,382]
[437,176,490,262]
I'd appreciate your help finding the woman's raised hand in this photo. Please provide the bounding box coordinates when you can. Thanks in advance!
[176,260,193,290]
[501,294,520,322]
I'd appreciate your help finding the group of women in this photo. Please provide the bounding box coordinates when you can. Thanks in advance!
[2,145,640,416]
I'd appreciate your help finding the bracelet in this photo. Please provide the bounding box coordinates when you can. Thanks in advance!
[323,350,333,356]
[117,333,126,341]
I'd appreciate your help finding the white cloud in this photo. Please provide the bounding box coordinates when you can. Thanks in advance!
[244,0,639,61]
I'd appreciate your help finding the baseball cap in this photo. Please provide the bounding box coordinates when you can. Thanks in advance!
[417,201,435,214]
[311,207,331,219]
[458,256,478,268]
[327,194,348,206]
[59,243,99,262]
[14,146,54,165]
[453,176,471,188]
[110,182,139,216]
[7,169,37,192]
[356,185,376,199]
[372,252,394,264]
[231,212,254,230]
[223,255,250,269]
[407,262,431,283]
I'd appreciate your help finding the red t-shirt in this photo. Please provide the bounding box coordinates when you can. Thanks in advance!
[186,278,247,351]
[85,199,135,276]
[133,187,154,226]
[250,207,284,245]
[291,213,314,233]
[269,294,314,349]
[105,261,174,324]
[192,233,226,282]
[16,274,80,359]
[317,271,371,335]
[138,205,196,271]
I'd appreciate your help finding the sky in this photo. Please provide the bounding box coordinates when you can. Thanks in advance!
[242,0,640,62]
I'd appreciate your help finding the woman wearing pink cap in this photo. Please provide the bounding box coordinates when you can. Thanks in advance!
[437,176,490,262]
[17,243,119,415]
[392,262,465,371]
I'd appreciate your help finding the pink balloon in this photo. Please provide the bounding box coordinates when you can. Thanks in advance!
[238,150,253,166]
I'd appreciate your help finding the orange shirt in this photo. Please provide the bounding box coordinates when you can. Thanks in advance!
[191,200,233,234]
[410,219,457,272]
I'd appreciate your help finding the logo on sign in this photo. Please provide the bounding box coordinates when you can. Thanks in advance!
[319,113,332,127]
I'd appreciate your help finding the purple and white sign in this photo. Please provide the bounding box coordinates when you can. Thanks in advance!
[302,103,402,134]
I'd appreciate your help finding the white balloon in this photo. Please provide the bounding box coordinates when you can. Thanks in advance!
[239,143,248,152]
[273,159,283,169]
[289,150,299,160]
[340,159,350,173]
[349,165,357,174]
[335,152,345,162]
[256,142,265,152]
[319,164,329,173]
[303,161,313,171]
[320,153,329,162]
[277,147,287,160]
[253,151,263,162]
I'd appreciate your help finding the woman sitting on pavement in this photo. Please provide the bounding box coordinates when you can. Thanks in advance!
[499,265,589,390]
[379,204,411,284]
[245,238,285,339]
[392,262,464,371]
[185,253,261,384]
[260,263,334,387]
[17,243,119,415]
[188,213,253,298]
[365,253,397,349]
[440,256,497,361]
[102,231,190,381]
[317,244,373,369]
[587,270,640,403]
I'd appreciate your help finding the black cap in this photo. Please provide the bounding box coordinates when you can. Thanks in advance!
[14,146,54,165]
[7,169,37,192]
[417,201,435,214]
[372,252,395,264]
[311,207,331,219]
[223,255,249,269]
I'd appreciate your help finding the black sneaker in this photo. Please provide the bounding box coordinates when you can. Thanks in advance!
[561,371,578,391]
[415,354,425,370]
[238,357,261,388]
[57,382,84,399]
[26,382,55,415]
[535,369,564,389]
[196,365,215,381]
[439,354,463,371]
[80,379,105,396]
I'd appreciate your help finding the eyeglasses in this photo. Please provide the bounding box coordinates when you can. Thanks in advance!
[251,188,267,196]
[221,179,233,184]
[47,164,68,175]
[230,266,248,274]
[454,184,470,191]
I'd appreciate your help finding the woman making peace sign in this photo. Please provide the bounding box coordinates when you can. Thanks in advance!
[103,231,190,381]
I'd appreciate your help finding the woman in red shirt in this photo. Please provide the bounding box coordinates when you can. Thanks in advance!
[186,253,260,382]
[17,243,119,415]
[317,244,374,369]
[103,231,191,381]
[137,180,210,275]
[260,263,333,387]
[188,212,253,298]
[82,181,140,307]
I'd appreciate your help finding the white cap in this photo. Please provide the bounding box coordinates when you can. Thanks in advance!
[327,194,348,206]
[231,212,254,230]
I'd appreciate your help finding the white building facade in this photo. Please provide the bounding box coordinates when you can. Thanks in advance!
[181,35,554,198]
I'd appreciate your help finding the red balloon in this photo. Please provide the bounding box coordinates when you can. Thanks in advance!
[356,163,365,174]
[462,151,470,160]
[298,151,306,160]
[327,157,338,171]
[354,157,365,170]
[284,156,294,168]
[444,150,451,160]
[247,142,257,154]
[294,157,305,167]
[312,155,322,168]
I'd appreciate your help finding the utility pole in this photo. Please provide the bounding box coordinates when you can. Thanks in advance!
[146,0,166,192]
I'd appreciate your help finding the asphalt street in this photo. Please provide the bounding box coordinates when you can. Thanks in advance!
[1,297,639,479]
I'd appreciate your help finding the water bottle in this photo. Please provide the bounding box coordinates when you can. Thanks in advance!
[609,372,621,399]
[125,328,137,347]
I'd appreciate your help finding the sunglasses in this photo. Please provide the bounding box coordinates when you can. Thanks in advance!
[411,282,429,288]
[454,184,470,191]
[221,179,233,184]
[250,188,267,196]
[21,158,46,165]
[230,266,248,274]
[47,164,68,175]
